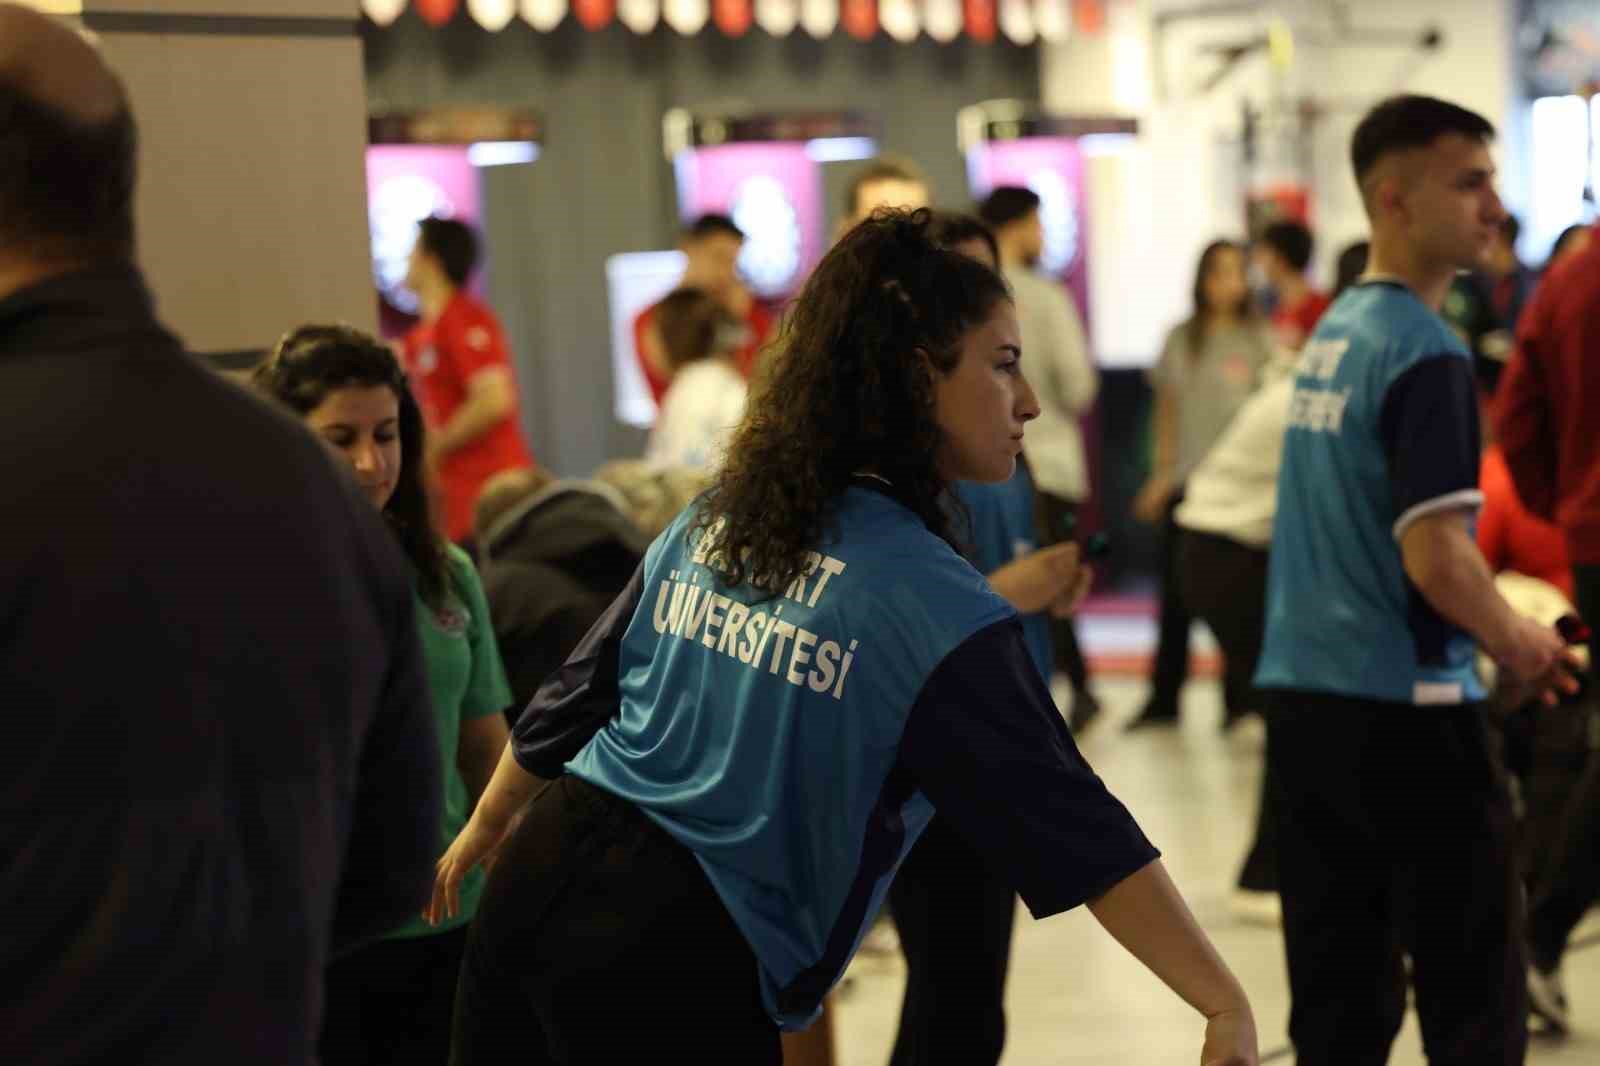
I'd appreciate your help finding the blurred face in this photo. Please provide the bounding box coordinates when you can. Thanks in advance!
[305,385,402,509]
[932,300,1038,483]
[1203,246,1249,316]
[1251,244,1289,287]
[404,240,439,295]
[1013,209,1045,266]
[853,178,930,224]
[683,233,744,300]
[950,237,998,271]
[1384,134,1504,271]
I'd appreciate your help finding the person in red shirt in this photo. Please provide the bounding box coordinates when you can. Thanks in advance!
[1495,228,1600,1029]
[403,217,533,545]
[632,214,773,406]
[1254,220,1332,351]
[1479,444,1574,600]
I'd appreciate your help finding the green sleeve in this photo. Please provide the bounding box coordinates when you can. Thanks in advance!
[450,547,515,721]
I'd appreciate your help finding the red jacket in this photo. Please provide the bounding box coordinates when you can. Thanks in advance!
[1496,231,1600,565]
[1478,446,1574,599]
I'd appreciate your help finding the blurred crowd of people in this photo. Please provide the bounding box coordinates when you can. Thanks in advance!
[12,5,1600,1066]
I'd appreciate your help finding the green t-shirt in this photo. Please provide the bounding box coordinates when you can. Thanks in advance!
[387,544,513,940]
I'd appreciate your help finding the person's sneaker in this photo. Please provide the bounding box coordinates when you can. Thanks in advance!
[1528,964,1570,1035]
[1228,889,1282,927]
[1068,687,1103,734]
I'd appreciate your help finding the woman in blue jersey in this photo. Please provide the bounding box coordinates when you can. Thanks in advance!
[254,327,514,1066]
[430,210,1258,1066]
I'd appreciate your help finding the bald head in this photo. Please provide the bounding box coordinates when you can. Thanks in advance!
[0,2,136,270]
[0,3,125,123]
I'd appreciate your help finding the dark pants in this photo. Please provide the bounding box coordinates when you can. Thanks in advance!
[888,818,1017,1066]
[1145,492,1192,718]
[1032,489,1091,690]
[450,776,780,1065]
[321,926,469,1066]
[1178,529,1276,890]
[1526,563,1600,971]
[1265,691,1527,1066]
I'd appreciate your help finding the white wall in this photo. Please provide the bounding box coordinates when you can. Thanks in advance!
[1043,0,1519,368]
[73,0,376,353]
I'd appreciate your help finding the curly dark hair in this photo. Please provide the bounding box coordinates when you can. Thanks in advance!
[692,208,1011,594]
[252,324,452,610]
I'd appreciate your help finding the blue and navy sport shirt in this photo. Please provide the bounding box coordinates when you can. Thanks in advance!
[1256,280,1486,706]
[513,483,1156,1028]
[953,465,1054,684]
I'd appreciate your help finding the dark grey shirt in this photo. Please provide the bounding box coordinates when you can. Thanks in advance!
[0,265,440,1065]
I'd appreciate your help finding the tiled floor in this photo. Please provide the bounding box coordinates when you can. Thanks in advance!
[829,675,1600,1066]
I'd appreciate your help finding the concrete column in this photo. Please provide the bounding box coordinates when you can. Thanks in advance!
[36,0,375,354]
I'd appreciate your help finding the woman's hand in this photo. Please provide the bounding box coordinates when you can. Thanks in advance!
[425,809,518,927]
[988,542,1084,616]
[1200,1006,1258,1066]
[1050,561,1095,618]
[1133,475,1175,525]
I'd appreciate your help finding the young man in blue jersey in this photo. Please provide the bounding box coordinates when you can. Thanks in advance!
[1255,95,1581,1066]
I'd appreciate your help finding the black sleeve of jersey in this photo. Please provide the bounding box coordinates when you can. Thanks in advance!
[510,562,645,777]
[1378,355,1483,538]
[896,619,1160,919]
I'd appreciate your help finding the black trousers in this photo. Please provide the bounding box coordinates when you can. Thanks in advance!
[450,776,780,1065]
[321,926,469,1066]
[1265,691,1526,1066]
[1145,492,1193,717]
[1178,529,1276,890]
[888,818,1017,1066]
[1526,562,1600,971]
[1031,489,1091,690]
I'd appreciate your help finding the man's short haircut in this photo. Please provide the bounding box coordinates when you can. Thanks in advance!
[416,216,480,287]
[1260,220,1315,272]
[1350,94,1496,190]
[0,80,137,262]
[844,156,928,219]
[928,212,1000,267]
[683,214,744,243]
[977,186,1042,231]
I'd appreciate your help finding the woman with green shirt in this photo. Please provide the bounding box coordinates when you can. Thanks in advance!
[255,325,513,1066]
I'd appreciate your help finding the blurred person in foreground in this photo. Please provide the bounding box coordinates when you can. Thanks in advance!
[1496,214,1600,1035]
[430,209,1257,1066]
[403,216,534,546]
[0,7,440,1063]
[1256,94,1579,1066]
[255,328,514,1065]
[979,186,1104,730]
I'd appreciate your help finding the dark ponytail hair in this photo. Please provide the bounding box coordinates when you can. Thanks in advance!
[253,325,452,610]
[693,207,1012,594]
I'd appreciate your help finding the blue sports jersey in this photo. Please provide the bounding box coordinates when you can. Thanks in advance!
[954,469,1054,683]
[567,487,1014,1026]
[1255,280,1486,705]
